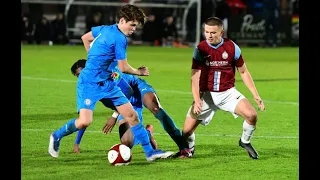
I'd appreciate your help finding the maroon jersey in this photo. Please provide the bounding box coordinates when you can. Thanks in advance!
[191,38,244,92]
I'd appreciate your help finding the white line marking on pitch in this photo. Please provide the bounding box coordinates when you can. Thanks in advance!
[21,128,298,139]
[21,76,299,105]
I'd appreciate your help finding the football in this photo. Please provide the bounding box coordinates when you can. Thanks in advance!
[107,144,132,166]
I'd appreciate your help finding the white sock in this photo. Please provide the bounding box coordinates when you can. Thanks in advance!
[240,121,256,144]
[186,132,195,149]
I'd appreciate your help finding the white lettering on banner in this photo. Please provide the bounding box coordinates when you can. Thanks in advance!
[229,14,289,44]
[240,14,265,32]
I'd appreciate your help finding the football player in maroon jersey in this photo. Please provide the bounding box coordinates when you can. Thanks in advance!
[176,17,265,159]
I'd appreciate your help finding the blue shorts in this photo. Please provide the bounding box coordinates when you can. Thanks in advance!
[99,78,134,111]
[137,81,156,101]
[99,81,155,111]
[117,78,133,99]
[76,77,129,112]
[128,78,156,107]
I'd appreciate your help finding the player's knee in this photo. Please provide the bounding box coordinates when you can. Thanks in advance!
[145,102,159,114]
[246,110,258,124]
[125,110,139,122]
[76,118,92,129]
[151,106,160,114]
[77,109,93,128]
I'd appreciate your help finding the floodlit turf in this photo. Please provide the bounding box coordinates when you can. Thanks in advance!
[22,45,298,180]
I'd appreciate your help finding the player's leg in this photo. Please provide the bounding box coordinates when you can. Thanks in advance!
[73,128,86,153]
[118,119,134,148]
[123,105,158,149]
[71,78,132,154]
[111,87,174,161]
[116,104,157,149]
[73,98,119,154]
[177,92,216,158]
[116,107,142,149]
[49,108,95,158]
[145,124,158,149]
[216,88,259,159]
[48,82,99,158]
[234,98,259,159]
[179,115,201,158]
[142,90,184,151]
[234,98,258,142]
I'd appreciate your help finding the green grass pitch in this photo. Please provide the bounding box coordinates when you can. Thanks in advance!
[22,45,298,180]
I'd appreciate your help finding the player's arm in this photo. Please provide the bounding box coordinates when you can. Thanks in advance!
[115,36,149,76]
[118,60,148,76]
[81,25,104,53]
[234,43,265,111]
[191,69,201,102]
[191,47,204,114]
[102,112,119,134]
[237,63,259,97]
[81,31,94,52]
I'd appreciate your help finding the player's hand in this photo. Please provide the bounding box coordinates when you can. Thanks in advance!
[73,144,80,153]
[138,66,149,76]
[254,97,266,111]
[102,117,117,134]
[193,100,203,114]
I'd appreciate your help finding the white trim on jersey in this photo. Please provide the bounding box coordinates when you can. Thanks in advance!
[213,71,221,91]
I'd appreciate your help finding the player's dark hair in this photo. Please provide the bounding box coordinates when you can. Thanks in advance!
[71,59,87,76]
[204,17,223,27]
[117,4,147,26]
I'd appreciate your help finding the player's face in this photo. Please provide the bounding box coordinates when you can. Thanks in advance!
[204,24,224,45]
[74,67,83,77]
[119,18,139,36]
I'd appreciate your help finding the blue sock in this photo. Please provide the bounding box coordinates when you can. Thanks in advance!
[75,128,86,144]
[155,109,185,149]
[133,128,152,147]
[133,135,140,147]
[131,123,154,155]
[53,118,79,139]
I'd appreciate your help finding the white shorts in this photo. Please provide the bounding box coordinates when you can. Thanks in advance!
[186,87,245,126]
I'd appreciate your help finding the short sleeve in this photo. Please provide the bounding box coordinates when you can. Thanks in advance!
[91,25,104,38]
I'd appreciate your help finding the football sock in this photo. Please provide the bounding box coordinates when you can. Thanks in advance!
[186,132,195,149]
[240,120,256,144]
[132,128,152,147]
[75,128,86,145]
[131,122,154,155]
[155,109,184,149]
[133,135,140,147]
[54,118,79,139]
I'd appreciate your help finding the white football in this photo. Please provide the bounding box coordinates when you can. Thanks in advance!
[107,144,132,166]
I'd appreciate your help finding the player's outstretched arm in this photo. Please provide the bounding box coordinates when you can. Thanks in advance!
[237,64,265,111]
[102,112,119,134]
[81,31,94,53]
[118,59,149,76]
